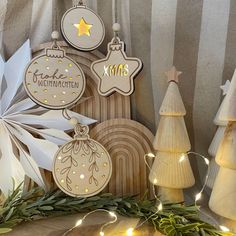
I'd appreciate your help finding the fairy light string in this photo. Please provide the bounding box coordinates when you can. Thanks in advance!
[62,209,118,236]
[60,150,230,235]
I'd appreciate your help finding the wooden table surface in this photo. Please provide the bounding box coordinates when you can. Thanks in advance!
[5,212,163,236]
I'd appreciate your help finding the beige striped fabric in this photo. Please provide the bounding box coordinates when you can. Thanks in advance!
[0,0,234,194]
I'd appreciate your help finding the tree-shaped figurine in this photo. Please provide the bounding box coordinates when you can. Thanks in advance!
[149,67,195,203]
[207,80,230,188]
[209,69,236,224]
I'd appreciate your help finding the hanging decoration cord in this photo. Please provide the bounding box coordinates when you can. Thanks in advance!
[52,0,59,48]
[112,0,120,43]
[62,108,71,120]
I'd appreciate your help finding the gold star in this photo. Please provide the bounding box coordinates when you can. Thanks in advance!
[165,66,182,83]
[74,18,92,37]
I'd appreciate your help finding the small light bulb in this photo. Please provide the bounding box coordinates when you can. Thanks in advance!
[204,158,210,165]
[195,192,202,202]
[75,219,83,227]
[179,154,186,162]
[147,153,155,158]
[219,225,230,232]
[153,178,158,184]
[126,228,134,236]
[109,212,116,218]
[100,231,105,236]
[158,203,163,211]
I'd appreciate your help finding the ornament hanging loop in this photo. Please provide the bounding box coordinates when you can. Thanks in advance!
[74,124,89,140]
[112,23,120,44]
[73,0,84,7]
[51,31,60,49]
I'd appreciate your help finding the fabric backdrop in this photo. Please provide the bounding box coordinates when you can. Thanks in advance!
[0,0,234,191]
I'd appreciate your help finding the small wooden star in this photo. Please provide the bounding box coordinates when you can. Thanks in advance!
[220,80,231,96]
[165,66,182,83]
[74,18,92,37]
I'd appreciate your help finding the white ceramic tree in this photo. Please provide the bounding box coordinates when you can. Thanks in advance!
[149,67,195,203]
[207,80,230,188]
[209,69,236,221]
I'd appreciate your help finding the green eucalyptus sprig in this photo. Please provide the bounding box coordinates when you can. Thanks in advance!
[0,185,233,235]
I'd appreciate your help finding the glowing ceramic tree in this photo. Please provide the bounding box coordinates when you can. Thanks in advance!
[207,80,230,188]
[209,70,236,221]
[149,67,195,203]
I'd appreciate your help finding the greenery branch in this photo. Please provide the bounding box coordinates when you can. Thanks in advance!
[0,185,233,235]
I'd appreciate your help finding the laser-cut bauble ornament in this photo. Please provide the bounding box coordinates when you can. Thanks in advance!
[91,37,143,96]
[61,4,105,51]
[24,41,86,109]
[53,124,112,197]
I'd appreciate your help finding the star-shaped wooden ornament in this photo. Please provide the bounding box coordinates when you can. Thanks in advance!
[220,80,231,96]
[91,37,142,96]
[165,66,182,83]
[74,17,93,37]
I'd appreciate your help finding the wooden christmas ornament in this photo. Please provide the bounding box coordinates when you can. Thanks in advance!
[209,166,236,220]
[159,81,186,116]
[207,80,231,188]
[153,116,191,152]
[215,122,236,169]
[91,37,142,96]
[53,123,112,197]
[90,118,154,196]
[218,69,236,121]
[24,39,85,109]
[149,67,195,203]
[61,3,105,51]
[149,152,195,189]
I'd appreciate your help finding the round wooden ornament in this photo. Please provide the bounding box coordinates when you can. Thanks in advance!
[24,41,86,109]
[53,123,112,197]
[61,4,105,51]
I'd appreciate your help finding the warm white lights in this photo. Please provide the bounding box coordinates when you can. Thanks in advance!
[126,227,134,236]
[219,225,230,232]
[158,203,163,211]
[179,154,186,162]
[75,219,83,227]
[153,178,158,184]
[80,174,85,179]
[147,153,155,158]
[204,158,210,165]
[99,231,105,236]
[109,211,116,218]
[195,192,202,202]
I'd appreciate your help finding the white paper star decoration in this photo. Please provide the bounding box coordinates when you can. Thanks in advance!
[0,40,96,197]
[91,37,142,96]
[220,80,231,96]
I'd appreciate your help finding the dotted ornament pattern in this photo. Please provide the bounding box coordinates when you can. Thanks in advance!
[24,48,86,109]
[53,124,112,197]
[61,6,105,51]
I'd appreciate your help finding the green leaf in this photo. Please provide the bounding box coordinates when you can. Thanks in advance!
[0,228,12,234]
[38,206,54,211]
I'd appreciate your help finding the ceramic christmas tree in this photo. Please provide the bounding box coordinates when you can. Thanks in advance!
[209,69,236,222]
[207,80,230,188]
[149,67,195,203]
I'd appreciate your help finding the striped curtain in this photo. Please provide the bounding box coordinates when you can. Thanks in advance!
[0,0,234,189]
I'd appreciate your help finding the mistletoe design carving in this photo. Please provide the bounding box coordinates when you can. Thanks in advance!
[53,124,112,198]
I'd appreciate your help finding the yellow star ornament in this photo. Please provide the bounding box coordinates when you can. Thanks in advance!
[74,18,92,37]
